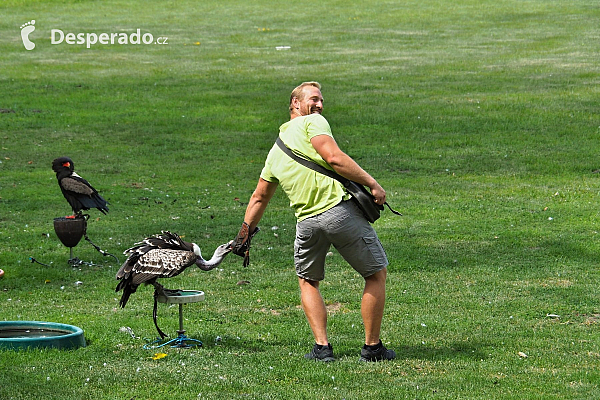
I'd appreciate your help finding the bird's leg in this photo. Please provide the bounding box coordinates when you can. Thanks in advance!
[152,282,179,297]
[152,282,166,297]
[152,282,162,294]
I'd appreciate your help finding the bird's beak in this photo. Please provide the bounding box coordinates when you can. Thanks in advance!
[62,162,71,168]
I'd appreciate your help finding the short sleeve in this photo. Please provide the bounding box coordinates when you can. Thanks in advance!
[305,114,333,140]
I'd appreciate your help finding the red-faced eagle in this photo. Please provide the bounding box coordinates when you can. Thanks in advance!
[52,156,109,217]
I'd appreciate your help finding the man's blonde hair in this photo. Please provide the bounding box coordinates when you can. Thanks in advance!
[289,81,321,112]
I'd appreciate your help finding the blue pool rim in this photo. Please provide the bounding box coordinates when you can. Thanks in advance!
[0,321,86,350]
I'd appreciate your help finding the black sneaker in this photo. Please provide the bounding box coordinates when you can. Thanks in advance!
[305,343,335,362]
[360,341,396,362]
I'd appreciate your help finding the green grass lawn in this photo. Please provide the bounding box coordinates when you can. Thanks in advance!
[1,0,599,398]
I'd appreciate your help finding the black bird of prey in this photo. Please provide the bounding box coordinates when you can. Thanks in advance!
[52,156,109,218]
[115,231,232,338]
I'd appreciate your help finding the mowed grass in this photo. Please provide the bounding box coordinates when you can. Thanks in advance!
[1,0,599,399]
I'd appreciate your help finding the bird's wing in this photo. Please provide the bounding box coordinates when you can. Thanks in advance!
[117,232,195,280]
[60,176,95,196]
[126,231,194,253]
[145,231,194,251]
[129,249,197,285]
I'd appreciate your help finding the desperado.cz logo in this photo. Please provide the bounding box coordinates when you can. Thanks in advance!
[51,29,168,48]
[20,20,168,50]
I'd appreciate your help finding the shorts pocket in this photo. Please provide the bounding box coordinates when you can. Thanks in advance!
[362,236,388,265]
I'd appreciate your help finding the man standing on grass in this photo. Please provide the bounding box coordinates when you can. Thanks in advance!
[232,81,395,362]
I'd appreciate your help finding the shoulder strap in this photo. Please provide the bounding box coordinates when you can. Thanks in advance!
[275,137,349,185]
[275,137,402,216]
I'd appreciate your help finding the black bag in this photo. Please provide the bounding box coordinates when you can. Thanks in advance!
[343,180,384,223]
[275,137,401,223]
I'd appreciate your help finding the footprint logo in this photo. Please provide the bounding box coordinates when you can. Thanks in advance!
[20,20,36,50]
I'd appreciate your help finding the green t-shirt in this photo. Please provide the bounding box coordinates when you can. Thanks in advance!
[260,114,349,221]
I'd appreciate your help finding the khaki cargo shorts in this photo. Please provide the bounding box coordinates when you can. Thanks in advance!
[294,200,389,281]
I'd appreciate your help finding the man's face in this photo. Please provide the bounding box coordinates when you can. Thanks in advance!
[296,86,324,116]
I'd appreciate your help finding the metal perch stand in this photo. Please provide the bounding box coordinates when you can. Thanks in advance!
[53,214,118,265]
[144,290,206,349]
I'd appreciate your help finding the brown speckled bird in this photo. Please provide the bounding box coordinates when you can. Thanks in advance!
[115,231,232,338]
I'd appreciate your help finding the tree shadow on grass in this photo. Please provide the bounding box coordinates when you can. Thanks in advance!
[335,341,490,361]
[152,333,287,354]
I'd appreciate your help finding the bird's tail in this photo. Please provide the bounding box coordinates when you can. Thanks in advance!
[115,280,136,308]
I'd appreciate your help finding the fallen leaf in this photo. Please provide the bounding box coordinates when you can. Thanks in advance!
[152,352,167,360]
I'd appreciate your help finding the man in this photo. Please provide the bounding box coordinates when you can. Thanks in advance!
[232,81,395,362]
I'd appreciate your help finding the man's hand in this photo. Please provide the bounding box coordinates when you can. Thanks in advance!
[369,183,386,206]
[231,222,260,267]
